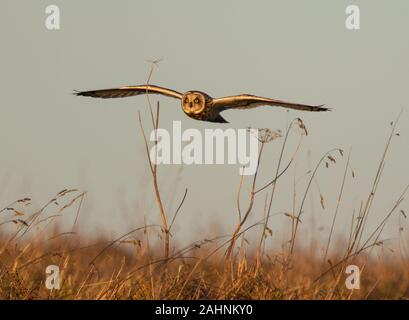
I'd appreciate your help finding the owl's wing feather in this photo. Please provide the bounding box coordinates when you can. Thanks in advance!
[74,84,183,100]
[213,94,329,112]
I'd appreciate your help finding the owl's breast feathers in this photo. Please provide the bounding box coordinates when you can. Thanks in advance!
[181,91,228,123]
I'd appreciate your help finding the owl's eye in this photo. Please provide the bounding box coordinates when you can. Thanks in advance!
[184,98,189,104]
[194,98,200,104]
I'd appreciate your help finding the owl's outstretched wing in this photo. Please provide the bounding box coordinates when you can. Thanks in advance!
[74,84,183,100]
[212,94,329,112]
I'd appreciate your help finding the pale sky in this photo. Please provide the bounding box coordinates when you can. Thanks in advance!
[1,1,408,250]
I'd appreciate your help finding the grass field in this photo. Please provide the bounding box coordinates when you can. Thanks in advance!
[0,223,407,299]
[0,106,408,300]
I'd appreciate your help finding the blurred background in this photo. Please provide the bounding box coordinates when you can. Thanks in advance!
[1,0,408,250]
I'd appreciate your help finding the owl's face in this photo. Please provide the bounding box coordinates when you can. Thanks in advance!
[181,92,206,116]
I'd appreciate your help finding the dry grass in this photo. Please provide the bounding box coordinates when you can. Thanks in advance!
[0,228,407,299]
[1,65,407,300]
[0,112,407,300]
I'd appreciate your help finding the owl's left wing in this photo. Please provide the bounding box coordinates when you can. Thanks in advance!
[74,84,183,100]
[212,94,329,112]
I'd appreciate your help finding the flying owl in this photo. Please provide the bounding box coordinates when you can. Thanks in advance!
[75,84,328,123]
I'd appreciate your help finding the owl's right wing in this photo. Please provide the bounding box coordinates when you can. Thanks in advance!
[74,84,183,100]
[212,94,328,112]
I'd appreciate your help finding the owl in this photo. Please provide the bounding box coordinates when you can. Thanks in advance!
[75,84,328,123]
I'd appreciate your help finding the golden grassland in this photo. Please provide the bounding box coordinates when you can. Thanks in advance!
[0,227,408,299]
[0,90,408,300]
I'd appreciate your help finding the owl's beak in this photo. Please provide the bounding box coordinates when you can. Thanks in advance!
[189,102,193,110]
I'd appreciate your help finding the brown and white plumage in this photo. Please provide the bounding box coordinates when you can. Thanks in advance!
[74,84,183,100]
[75,84,329,123]
[212,94,327,112]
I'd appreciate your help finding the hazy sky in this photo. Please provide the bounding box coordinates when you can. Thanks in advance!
[1,1,408,248]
